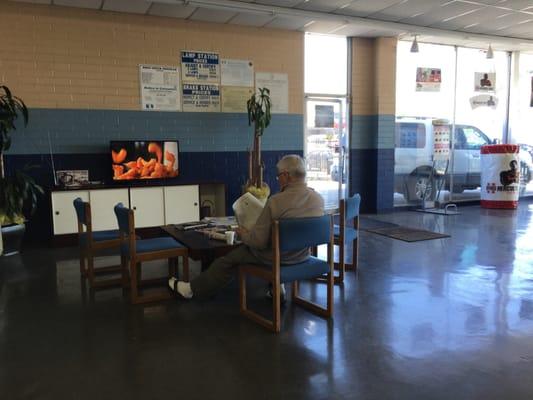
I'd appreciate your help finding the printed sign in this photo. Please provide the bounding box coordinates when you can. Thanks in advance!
[433,122,450,161]
[182,83,220,112]
[181,51,220,83]
[315,105,334,128]
[481,147,520,207]
[416,67,441,92]
[221,59,254,87]
[470,94,498,109]
[255,72,289,113]
[474,72,496,92]
[139,65,181,111]
[221,86,254,113]
[56,170,89,187]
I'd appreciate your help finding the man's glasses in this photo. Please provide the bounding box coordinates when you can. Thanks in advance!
[276,171,288,181]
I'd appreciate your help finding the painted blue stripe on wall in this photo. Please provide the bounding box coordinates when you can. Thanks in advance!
[351,114,395,150]
[11,109,303,154]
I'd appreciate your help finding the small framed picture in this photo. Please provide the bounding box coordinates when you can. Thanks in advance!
[56,170,89,187]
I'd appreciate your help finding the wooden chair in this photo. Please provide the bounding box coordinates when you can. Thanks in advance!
[113,203,189,305]
[334,194,361,283]
[239,215,334,333]
[73,198,122,288]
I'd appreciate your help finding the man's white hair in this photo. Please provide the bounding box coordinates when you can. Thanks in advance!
[277,154,306,179]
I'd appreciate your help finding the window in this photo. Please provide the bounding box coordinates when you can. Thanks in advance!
[395,123,426,148]
[460,126,490,150]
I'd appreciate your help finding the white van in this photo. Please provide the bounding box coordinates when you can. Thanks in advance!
[394,117,533,201]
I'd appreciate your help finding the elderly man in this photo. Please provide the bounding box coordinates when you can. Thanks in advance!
[169,154,324,300]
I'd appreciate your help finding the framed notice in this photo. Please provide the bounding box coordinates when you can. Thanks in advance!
[181,51,220,84]
[221,86,254,112]
[475,72,496,92]
[415,67,441,92]
[255,72,289,113]
[182,83,220,112]
[139,65,181,111]
[221,59,254,87]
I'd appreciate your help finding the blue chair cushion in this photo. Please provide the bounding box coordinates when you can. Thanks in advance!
[333,225,357,242]
[79,230,120,246]
[121,237,185,255]
[278,256,329,283]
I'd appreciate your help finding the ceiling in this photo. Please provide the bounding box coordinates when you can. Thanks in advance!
[10,0,533,51]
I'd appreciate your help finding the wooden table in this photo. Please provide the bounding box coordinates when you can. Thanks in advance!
[161,225,238,270]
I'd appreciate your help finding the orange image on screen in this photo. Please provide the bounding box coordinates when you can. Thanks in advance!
[111,141,179,180]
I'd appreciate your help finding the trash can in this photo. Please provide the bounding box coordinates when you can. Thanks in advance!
[480,144,520,209]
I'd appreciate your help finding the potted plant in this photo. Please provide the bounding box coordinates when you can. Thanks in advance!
[245,87,272,202]
[0,86,42,256]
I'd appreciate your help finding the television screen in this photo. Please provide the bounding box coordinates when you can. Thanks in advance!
[111,141,179,180]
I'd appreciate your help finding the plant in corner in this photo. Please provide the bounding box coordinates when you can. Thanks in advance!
[0,86,43,255]
[244,87,272,202]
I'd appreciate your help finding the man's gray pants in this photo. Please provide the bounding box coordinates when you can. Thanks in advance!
[190,246,264,299]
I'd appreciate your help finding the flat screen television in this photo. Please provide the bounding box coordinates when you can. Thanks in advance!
[110,140,179,180]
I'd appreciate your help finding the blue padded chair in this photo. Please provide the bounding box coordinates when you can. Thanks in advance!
[334,194,361,283]
[114,203,189,304]
[239,215,334,333]
[73,198,122,288]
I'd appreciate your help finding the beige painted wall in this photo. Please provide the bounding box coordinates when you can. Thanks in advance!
[0,2,304,113]
[351,37,396,116]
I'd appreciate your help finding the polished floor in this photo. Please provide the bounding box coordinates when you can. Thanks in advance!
[2,200,533,399]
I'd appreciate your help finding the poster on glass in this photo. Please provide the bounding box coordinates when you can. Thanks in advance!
[415,67,441,92]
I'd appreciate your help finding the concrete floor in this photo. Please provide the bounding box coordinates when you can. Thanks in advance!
[1,200,533,399]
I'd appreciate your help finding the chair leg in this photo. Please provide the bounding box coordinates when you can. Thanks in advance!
[353,238,359,273]
[327,271,334,318]
[87,253,95,287]
[79,248,87,277]
[338,240,345,283]
[121,255,129,288]
[168,257,176,278]
[291,281,299,300]
[130,259,139,304]
[272,280,281,333]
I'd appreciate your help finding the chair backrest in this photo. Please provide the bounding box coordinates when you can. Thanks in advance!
[345,194,361,221]
[114,202,133,235]
[277,215,331,252]
[73,197,90,227]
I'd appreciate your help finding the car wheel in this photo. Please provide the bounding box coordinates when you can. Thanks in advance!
[406,174,437,202]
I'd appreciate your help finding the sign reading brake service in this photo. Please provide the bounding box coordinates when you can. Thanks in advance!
[181,51,220,84]
[182,83,220,112]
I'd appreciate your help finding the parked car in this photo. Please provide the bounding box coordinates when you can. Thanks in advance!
[394,117,533,201]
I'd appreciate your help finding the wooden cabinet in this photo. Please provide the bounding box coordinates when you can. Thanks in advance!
[88,188,129,231]
[130,187,165,228]
[50,183,224,237]
[164,185,199,224]
[51,190,89,235]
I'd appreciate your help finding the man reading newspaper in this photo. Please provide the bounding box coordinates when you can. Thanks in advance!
[169,154,324,300]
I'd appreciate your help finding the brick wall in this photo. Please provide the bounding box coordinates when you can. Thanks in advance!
[350,37,396,212]
[0,2,303,113]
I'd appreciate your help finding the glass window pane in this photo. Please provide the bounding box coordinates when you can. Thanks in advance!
[304,34,347,95]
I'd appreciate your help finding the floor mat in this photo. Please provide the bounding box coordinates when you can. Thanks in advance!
[364,226,450,242]
[359,217,400,231]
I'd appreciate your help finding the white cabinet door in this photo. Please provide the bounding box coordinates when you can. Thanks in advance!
[51,191,89,235]
[164,185,200,224]
[89,189,129,231]
[130,187,165,228]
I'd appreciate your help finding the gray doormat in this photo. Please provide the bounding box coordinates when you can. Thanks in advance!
[364,226,450,242]
[359,217,399,231]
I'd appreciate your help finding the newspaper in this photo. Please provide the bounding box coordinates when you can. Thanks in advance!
[232,192,265,231]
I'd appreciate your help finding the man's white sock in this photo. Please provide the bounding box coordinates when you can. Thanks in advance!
[168,278,193,299]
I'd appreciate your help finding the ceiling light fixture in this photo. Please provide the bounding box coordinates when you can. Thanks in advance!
[410,35,419,53]
[486,44,494,59]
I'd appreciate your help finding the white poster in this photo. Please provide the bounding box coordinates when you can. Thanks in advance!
[433,123,450,161]
[221,86,254,112]
[139,65,181,111]
[181,50,220,84]
[470,94,498,109]
[474,72,496,92]
[221,59,254,87]
[255,72,289,114]
[182,83,220,112]
[415,67,441,92]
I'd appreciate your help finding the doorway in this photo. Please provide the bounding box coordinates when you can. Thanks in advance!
[304,97,349,209]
